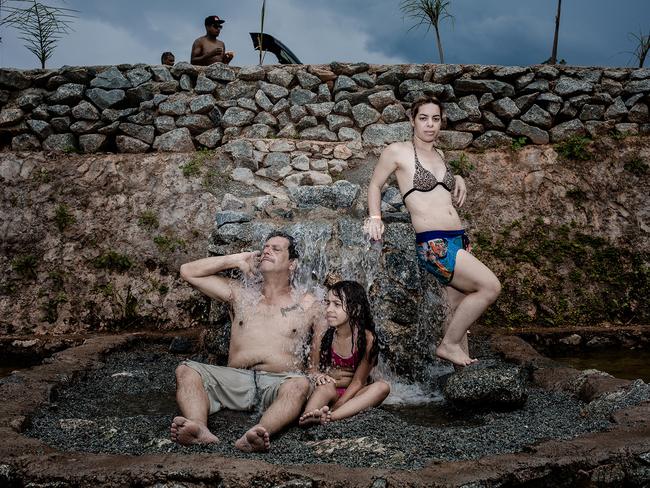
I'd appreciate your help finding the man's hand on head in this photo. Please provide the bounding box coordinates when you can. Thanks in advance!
[237,251,260,275]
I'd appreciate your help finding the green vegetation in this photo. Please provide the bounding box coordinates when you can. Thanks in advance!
[154,234,186,253]
[42,292,67,323]
[54,203,75,231]
[202,166,229,189]
[178,295,211,323]
[12,254,37,279]
[0,282,17,295]
[0,0,78,69]
[92,251,133,272]
[448,152,474,177]
[96,282,115,297]
[138,210,159,230]
[624,157,648,177]
[63,145,79,154]
[35,167,51,183]
[475,218,650,328]
[510,136,529,151]
[117,286,139,324]
[48,270,65,290]
[609,129,629,141]
[180,148,213,178]
[400,0,453,63]
[628,29,649,68]
[565,188,588,204]
[554,135,592,161]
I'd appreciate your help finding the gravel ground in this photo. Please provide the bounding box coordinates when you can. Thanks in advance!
[24,343,617,470]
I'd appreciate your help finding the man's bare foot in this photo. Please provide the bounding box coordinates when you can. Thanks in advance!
[234,425,270,452]
[298,406,332,427]
[436,342,478,367]
[170,416,218,445]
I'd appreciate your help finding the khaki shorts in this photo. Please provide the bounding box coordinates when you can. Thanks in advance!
[182,360,306,415]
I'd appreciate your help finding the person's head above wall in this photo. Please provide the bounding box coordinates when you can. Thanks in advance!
[204,15,225,35]
[160,52,175,66]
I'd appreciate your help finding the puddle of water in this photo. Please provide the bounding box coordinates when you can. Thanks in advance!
[552,349,650,382]
[0,366,22,378]
[380,379,483,428]
[112,391,178,417]
[382,402,483,428]
[0,360,42,379]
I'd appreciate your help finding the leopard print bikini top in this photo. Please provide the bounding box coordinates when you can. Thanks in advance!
[402,142,456,200]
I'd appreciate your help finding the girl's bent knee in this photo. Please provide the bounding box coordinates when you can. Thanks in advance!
[377,380,391,398]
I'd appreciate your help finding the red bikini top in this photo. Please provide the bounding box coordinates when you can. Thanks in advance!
[331,347,360,369]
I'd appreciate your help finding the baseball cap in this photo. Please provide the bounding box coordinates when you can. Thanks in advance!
[205,15,225,27]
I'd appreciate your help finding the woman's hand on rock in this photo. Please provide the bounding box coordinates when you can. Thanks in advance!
[364,217,384,242]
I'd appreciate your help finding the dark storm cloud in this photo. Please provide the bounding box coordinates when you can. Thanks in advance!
[1,0,648,69]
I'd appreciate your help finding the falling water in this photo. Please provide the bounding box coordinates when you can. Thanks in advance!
[207,218,451,405]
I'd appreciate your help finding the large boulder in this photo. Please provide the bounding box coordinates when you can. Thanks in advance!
[442,363,528,409]
[90,67,132,89]
[43,133,77,152]
[49,83,85,105]
[288,180,360,209]
[0,68,30,90]
[362,122,412,146]
[86,88,126,109]
[152,127,195,152]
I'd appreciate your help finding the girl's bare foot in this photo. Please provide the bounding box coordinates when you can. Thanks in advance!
[436,342,478,367]
[234,425,270,452]
[170,416,218,445]
[298,406,332,427]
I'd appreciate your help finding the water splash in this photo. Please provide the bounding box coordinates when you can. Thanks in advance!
[212,218,453,393]
[374,357,444,406]
[340,238,382,293]
[286,221,332,296]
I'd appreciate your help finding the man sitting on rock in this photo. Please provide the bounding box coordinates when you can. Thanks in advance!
[190,15,235,66]
[171,231,319,452]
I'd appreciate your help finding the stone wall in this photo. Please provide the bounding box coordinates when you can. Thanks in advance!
[1,62,649,378]
[1,62,649,153]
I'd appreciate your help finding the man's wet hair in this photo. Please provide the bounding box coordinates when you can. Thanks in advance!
[161,52,174,63]
[409,95,446,128]
[265,231,299,260]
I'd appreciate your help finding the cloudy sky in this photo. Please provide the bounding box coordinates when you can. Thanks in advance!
[1,0,649,70]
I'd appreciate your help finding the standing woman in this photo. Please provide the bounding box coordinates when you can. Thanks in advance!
[366,96,501,367]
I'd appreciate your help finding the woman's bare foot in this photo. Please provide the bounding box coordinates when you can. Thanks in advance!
[298,406,332,427]
[170,416,218,445]
[234,425,270,452]
[436,342,478,367]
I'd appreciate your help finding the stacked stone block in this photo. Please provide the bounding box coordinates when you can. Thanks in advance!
[1,63,649,153]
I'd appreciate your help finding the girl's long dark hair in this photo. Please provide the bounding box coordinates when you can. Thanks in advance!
[319,281,380,371]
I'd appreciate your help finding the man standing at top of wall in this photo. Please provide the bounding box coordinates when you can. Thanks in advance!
[191,15,235,66]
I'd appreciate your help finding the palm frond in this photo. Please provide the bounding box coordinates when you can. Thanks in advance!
[0,0,77,67]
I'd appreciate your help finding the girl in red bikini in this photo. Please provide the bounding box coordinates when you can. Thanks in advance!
[299,281,390,426]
